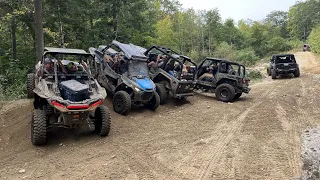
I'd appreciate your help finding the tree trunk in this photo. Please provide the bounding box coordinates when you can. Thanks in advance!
[34,0,44,63]
[11,17,17,60]
[113,11,119,40]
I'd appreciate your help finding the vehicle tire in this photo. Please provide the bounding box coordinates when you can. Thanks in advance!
[27,73,35,98]
[234,93,242,100]
[267,68,271,76]
[271,69,277,79]
[144,92,160,111]
[156,83,167,105]
[31,109,47,145]
[113,91,131,115]
[94,105,111,137]
[215,83,236,102]
[294,68,300,77]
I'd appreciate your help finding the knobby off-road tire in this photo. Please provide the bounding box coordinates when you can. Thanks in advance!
[271,69,277,79]
[31,109,47,145]
[113,91,131,115]
[94,105,111,137]
[267,68,271,76]
[215,83,236,102]
[294,68,300,77]
[156,83,168,105]
[144,92,160,111]
[27,73,35,98]
[234,92,242,100]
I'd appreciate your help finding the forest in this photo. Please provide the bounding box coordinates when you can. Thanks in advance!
[0,0,319,99]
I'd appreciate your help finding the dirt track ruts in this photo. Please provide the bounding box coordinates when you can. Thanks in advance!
[1,52,320,179]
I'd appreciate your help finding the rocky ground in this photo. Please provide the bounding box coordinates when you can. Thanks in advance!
[0,52,319,179]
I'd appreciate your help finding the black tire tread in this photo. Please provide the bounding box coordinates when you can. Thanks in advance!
[156,83,168,104]
[31,109,47,145]
[215,83,236,102]
[145,92,160,111]
[95,105,111,137]
[294,68,300,77]
[113,91,131,115]
[27,73,35,98]
[271,69,277,79]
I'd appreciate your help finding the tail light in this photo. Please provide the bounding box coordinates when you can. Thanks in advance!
[90,100,102,108]
[52,101,65,108]
[242,77,246,84]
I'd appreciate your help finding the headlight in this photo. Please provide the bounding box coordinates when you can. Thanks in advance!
[134,87,141,92]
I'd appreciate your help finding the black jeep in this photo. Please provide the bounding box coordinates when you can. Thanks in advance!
[267,54,300,79]
[195,58,250,102]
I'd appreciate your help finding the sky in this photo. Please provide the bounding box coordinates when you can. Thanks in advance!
[180,0,299,22]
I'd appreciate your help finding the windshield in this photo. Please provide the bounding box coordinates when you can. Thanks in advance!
[128,60,149,77]
[275,55,295,63]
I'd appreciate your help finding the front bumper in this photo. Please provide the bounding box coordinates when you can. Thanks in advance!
[133,91,154,103]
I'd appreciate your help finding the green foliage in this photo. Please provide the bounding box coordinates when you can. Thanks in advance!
[235,49,259,66]
[246,69,263,80]
[267,36,292,52]
[288,39,304,49]
[308,25,320,53]
[211,42,259,66]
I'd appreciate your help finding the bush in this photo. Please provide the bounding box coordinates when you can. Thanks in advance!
[288,39,304,50]
[246,69,263,80]
[235,48,259,66]
[214,42,236,60]
[267,36,292,52]
[308,26,320,54]
[0,61,28,100]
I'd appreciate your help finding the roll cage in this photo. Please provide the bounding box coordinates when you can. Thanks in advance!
[144,45,198,80]
[197,58,246,78]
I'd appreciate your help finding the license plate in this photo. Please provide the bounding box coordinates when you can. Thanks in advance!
[284,63,289,66]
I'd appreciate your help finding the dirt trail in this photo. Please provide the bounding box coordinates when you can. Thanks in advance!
[1,52,320,179]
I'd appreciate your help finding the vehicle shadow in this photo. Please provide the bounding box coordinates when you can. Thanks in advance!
[45,125,100,146]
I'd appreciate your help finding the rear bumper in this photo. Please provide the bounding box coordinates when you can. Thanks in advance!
[242,87,251,93]
[277,68,297,74]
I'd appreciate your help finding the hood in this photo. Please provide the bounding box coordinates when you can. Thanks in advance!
[135,78,154,90]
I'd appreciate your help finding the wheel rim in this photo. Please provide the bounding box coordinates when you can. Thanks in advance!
[220,88,229,98]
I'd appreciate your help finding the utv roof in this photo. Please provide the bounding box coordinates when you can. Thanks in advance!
[44,47,90,55]
[112,40,148,60]
[145,45,192,61]
[98,45,119,54]
[204,57,245,66]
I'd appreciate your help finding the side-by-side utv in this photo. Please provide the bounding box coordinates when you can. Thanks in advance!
[27,47,111,145]
[89,41,160,115]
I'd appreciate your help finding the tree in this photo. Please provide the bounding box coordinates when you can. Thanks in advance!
[34,0,43,63]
